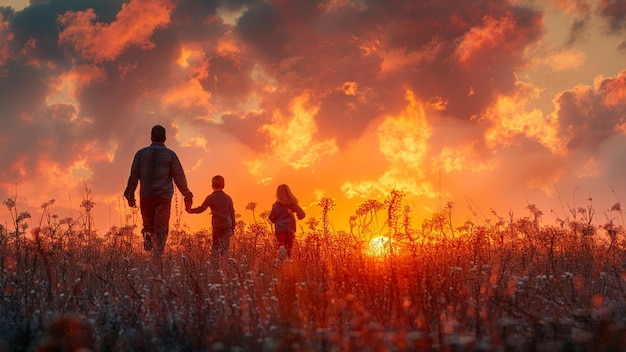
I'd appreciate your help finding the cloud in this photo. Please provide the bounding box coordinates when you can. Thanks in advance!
[552,74,626,154]
[0,12,13,69]
[543,49,586,71]
[247,91,338,181]
[341,89,436,199]
[456,13,523,66]
[57,0,172,63]
[0,0,624,232]
[377,90,431,173]
[598,0,626,33]
[597,69,626,106]
[598,0,626,49]
[483,79,567,155]
[565,17,589,46]
[552,0,593,16]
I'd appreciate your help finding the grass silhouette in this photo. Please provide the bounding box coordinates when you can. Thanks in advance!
[1,190,626,351]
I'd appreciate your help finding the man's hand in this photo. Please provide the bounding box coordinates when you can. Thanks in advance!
[128,199,136,208]
[184,197,193,212]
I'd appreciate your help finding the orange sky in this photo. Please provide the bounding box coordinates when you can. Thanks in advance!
[1,0,626,235]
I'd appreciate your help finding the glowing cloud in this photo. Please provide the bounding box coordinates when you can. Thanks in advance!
[544,49,586,72]
[597,69,626,106]
[48,66,106,105]
[437,145,496,174]
[456,12,519,66]
[0,13,13,68]
[58,0,172,63]
[247,92,338,180]
[552,0,592,16]
[160,78,215,122]
[378,89,432,173]
[380,40,443,73]
[342,89,436,199]
[484,79,566,155]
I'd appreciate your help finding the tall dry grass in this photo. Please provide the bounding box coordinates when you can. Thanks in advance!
[1,192,626,351]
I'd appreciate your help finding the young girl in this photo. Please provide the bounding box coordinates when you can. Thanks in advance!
[268,184,305,259]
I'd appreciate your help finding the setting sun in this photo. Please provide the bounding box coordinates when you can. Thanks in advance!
[367,235,390,257]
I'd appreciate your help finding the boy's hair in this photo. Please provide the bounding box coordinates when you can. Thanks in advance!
[212,175,225,189]
[276,184,298,206]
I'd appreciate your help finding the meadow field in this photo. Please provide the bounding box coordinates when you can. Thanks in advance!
[2,191,626,351]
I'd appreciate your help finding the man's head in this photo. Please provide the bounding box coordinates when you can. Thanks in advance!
[212,175,225,190]
[151,125,166,143]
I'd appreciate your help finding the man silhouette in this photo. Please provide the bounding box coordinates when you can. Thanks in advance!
[124,125,193,255]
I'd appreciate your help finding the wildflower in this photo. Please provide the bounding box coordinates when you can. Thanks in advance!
[3,198,15,210]
[80,199,95,212]
[40,199,55,208]
[16,211,31,223]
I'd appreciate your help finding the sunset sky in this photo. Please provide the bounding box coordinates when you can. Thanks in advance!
[1,0,626,235]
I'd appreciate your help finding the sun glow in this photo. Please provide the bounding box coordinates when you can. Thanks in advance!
[367,236,390,257]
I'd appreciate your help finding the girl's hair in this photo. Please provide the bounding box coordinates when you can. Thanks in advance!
[276,184,298,206]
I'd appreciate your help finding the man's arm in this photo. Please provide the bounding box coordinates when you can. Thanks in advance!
[123,153,140,207]
[170,151,193,208]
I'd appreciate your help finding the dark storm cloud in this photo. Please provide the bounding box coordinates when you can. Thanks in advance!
[554,71,626,156]
[565,17,589,46]
[0,0,545,177]
[598,0,626,33]
[557,88,615,152]
[233,0,543,145]
[220,111,270,151]
[598,0,626,49]
[0,0,127,176]
[201,50,256,104]
[235,2,286,62]
[0,61,60,181]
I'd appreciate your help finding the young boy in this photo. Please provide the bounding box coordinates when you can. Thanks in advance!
[187,175,236,261]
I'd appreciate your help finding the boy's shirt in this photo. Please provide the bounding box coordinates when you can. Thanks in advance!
[189,190,235,230]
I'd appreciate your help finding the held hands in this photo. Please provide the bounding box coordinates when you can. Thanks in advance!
[184,197,193,213]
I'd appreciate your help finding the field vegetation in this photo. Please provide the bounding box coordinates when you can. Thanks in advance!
[2,189,626,351]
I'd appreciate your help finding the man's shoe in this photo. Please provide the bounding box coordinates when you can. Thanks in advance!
[143,232,153,251]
